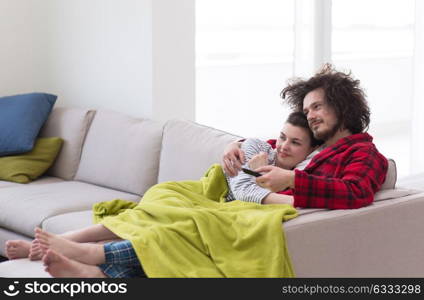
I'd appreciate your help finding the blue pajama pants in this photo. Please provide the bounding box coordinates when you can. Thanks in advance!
[98,240,146,278]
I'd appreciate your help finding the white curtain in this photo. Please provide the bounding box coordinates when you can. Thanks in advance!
[195,0,421,177]
[412,0,424,174]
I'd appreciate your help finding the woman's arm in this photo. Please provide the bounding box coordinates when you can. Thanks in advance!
[262,193,294,205]
[226,139,275,204]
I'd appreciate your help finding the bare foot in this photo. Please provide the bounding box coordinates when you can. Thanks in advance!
[35,228,105,265]
[28,240,43,261]
[5,240,31,259]
[42,249,106,278]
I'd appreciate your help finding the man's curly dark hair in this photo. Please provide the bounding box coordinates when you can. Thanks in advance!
[281,64,370,134]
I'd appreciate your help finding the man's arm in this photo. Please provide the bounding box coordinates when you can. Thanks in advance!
[293,148,388,209]
[222,141,244,177]
[254,166,295,192]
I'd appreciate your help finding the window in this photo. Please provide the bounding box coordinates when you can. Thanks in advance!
[195,0,417,177]
[196,0,295,139]
[332,0,415,177]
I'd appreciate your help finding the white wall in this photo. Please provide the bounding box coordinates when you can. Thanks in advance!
[152,0,195,121]
[0,0,194,121]
[0,1,49,94]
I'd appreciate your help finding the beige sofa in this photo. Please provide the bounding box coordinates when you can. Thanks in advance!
[0,107,423,277]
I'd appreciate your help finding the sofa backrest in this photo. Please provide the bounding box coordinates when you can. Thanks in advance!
[39,107,95,180]
[158,119,397,190]
[42,107,397,193]
[158,119,241,182]
[74,110,164,196]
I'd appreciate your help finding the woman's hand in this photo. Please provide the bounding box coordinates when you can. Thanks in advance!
[222,141,245,177]
[255,165,295,192]
[248,152,268,170]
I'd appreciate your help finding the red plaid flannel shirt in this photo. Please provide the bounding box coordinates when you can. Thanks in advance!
[267,133,388,209]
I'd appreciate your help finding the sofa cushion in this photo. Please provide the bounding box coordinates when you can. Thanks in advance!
[75,110,164,195]
[0,137,63,183]
[40,107,95,180]
[42,210,93,234]
[0,176,64,189]
[0,181,18,188]
[0,259,50,278]
[0,181,139,237]
[0,93,57,156]
[158,119,242,182]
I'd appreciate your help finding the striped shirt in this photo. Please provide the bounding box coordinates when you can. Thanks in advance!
[225,138,318,204]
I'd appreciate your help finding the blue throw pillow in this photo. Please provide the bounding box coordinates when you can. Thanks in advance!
[0,93,57,156]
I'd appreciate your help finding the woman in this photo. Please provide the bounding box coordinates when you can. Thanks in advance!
[5,112,322,277]
[225,111,322,205]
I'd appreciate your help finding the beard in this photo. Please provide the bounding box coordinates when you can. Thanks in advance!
[312,121,342,141]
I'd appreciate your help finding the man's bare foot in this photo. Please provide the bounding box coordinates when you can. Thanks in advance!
[28,240,43,261]
[5,240,31,259]
[35,228,105,265]
[42,249,106,278]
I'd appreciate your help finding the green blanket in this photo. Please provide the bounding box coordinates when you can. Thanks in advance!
[93,164,298,277]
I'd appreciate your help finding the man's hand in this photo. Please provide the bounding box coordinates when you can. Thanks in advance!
[248,152,268,170]
[255,166,295,192]
[222,141,245,177]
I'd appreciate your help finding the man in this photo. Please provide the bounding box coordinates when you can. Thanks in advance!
[222,64,388,209]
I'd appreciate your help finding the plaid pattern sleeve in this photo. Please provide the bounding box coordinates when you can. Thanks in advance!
[291,133,388,209]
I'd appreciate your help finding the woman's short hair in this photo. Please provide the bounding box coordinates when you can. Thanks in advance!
[286,112,323,147]
[281,64,370,134]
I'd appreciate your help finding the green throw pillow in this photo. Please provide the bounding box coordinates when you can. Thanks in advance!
[0,137,63,183]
